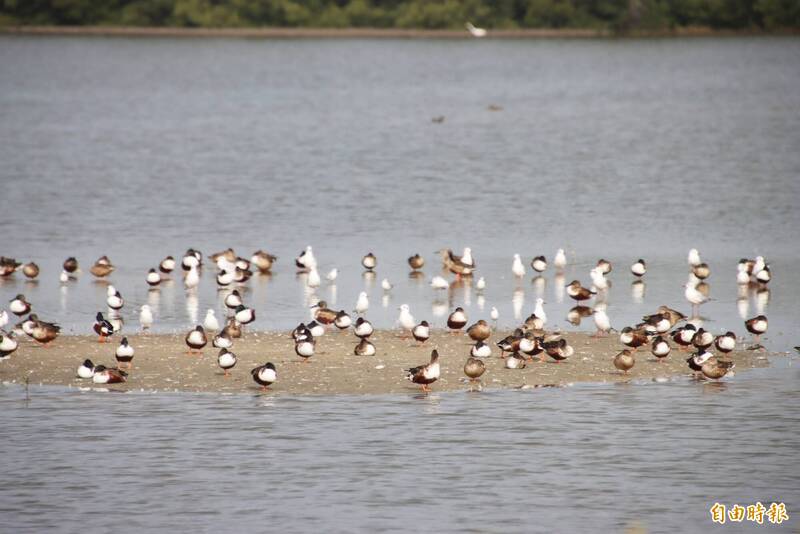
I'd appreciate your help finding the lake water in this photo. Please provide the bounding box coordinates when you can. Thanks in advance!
[0,35,798,532]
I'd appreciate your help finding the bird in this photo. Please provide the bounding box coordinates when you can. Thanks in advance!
[755,265,771,284]
[9,295,31,316]
[31,318,60,346]
[0,310,8,329]
[234,305,255,326]
[311,301,338,325]
[714,331,737,354]
[631,259,646,277]
[250,250,278,273]
[531,256,547,273]
[93,312,114,343]
[181,249,202,271]
[213,328,233,350]
[184,265,200,289]
[470,340,491,359]
[251,362,277,390]
[533,298,547,325]
[651,336,671,362]
[354,317,374,339]
[216,269,235,286]
[412,320,430,344]
[397,304,416,333]
[326,268,338,282]
[210,248,236,263]
[295,336,315,362]
[672,324,697,351]
[464,356,486,383]
[159,256,176,274]
[592,305,611,337]
[543,338,572,363]
[91,365,127,384]
[447,307,468,332]
[224,290,243,310]
[505,352,526,369]
[589,268,608,291]
[21,262,39,279]
[476,277,486,291]
[620,326,650,351]
[0,332,19,358]
[203,309,219,331]
[355,292,369,315]
[307,267,321,288]
[362,253,377,271]
[381,278,393,291]
[217,348,237,377]
[686,349,713,374]
[0,257,21,277]
[687,248,702,268]
[115,337,135,369]
[701,357,735,380]
[657,306,687,328]
[566,280,595,304]
[146,268,161,287]
[405,349,441,392]
[684,282,708,314]
[613,349,635,374]
[554,248,567,271]
[438,249,474,276]
[295,246,317,271]
[692,328,714,351]
[407,254,425,270]
[490,307,499,323]
[511,254,525,277]
[466,320,491,342]
[354,338,376,356]
[89,257,115,278]
[431,115,445,123]
[106,288,124,310]
[692,263,711,280]
[77,359,95,379]
[224,318,242,339]
[430,276,449,290]
[736,263,750,285]
[744,315,768,346]
[496,329,523,358]
[641,312,671,336]
[63,257,79,274]
[334,310,352,330]
[185,326,207,354]
[465,22,487,37]
[59,271,69,283]
[307,320,325,338]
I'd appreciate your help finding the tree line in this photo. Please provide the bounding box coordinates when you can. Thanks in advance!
[1,0,798,32]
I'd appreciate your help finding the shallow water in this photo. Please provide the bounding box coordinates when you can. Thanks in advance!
[2,357,798,533]
[0,35,799,531]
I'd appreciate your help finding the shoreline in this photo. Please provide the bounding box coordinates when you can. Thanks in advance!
[0,330,771,396]
[1,25,798,40]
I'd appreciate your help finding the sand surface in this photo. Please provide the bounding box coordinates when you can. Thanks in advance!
[0,328,771,395]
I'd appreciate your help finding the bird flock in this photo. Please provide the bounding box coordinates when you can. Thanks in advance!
[0,245,773,392]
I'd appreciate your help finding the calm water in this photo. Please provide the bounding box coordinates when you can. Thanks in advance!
[0,36,799,531]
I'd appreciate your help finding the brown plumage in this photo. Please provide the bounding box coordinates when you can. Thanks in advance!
[0,257,21,277]
[447,307,468,331]
[620,326,650,350]
[90,258,115,278]
[22,262,39,279]
[466,320,491,342]
[251,250,278,273]
[32,320,60,345]
[657,305,687,327]
[464,356,486,382]
[313,301,338,325]
[438,249,474,276]
[566,280,596,303]
[407,254,425,270]
[405,349,441,392]
[210,248,236,262]
[613,349,635,373]
[63,257,79,273]
[692,263,711,280]
[223,318,242,339]
[701,358,735,380]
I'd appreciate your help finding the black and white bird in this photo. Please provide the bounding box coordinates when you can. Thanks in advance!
[77,359,95,379]
[159,255,176,274]
[471,341,492,359]
[334,311,352,330]
[146,269,161,287]
[115,337,135,369]
[630,259,646,277]
[251,362,277,390]
[234,305,255,325]
[354,338,376,356]
[405,349,441,392]
[93,312,114,342]
[714,331,737,354]
[185,325,207,354]
[9,295,30,316]
[651,336,671,362]
[412,320,430,344]
[217,348,237,376]
[531,255,547,273]
[362,253,377,271]
[744,315,768,345]
[213,329,233,350]
[0,332,19,359]
[295,336,316,362]
[225,290,243,310]
[354,317,374,339]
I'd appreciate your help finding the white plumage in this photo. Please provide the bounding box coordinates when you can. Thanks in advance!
[512,254,525,277]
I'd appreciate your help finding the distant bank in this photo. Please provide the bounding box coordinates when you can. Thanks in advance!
[2,25,798,39]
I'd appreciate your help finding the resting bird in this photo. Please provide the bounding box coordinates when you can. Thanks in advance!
[405,349,441,392]
[251,362,277,390]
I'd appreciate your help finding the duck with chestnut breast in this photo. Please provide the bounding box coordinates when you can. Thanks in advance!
[405,349,441,392]
[613,349,635,374]
[115,337,135,369]
[234,305,255,326]
[312,300,338,326]
[412,321,430,344]
[251,362,277,390]
[496,329,524,358]
[63,257,79,274]
[464,356,486,383]
[92,365,127,384]
[306,320,325,338]
[213,329,234,350]
[671,324,696,351]
[251,250,278,273]
[295,336,316,363]
[714,331,737,355]
[217,348,237,377]
[543,338,573,363]
[333,310,352,330]
[185,326,207,354]
[447,307,468,333]
[744,315,768,346]
[0,257,21,277]
[466,320,491,342]
[224,290,243,311]
[531,255,547,273]
[89,257,115,278]
[620,326,650,351]
[408,254,425,271]
[692,328,714,351]
[93,312,114,343]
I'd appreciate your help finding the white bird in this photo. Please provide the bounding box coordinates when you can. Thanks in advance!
[203,309,219,331]
[381,278,393,291]
[684,282,708,314]
[139,305,153,330]
[465,22,487,37]
[592,305,611,337]
[307,267,321,288]
[688,248,701,268]
[326,268,338,282]
[397,304,415,331]
[355,292,369,315]
[753,256,765,275]
[589,267,608,291]
[512,254,525,277]
[0,310,8,329]
[476,277,486,291]
[554,248,567,271]
[297,246,317,271]
[736,263,750,285]
[184,265,199,289]
[59,270,69,283]
[534,298,547,325]
[107,289,124,310]
[430,276,449,290]
[490,306,499,322]
[106,285,117,298]
[461,247,474,267]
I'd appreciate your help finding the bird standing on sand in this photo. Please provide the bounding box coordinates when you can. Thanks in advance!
[217,348,237,377]
[471,340,491,359]
[185,326,207,354]
[533,298,547,325]
[512,254,525,278]
[464,356,486,383]
[354,317,374,339]
[412,320,430,344]
[334,310,352,330]
[31,319,60,345]
[92,365,127,384]
[447,307,468,333]
[355,292,369,315]
[115,337,135,369]
[651,336,671,362]
[251,362,277,390]
[405,349,441,392]
[397,304,415,333]
[354,338,376,356]
[613,349,635,374]
[592,304,611,337]
[467,320,491,342]
[93,312,114,343]
[0,332,18,359]
[203,309,219,331]
[213,329,233,349]
[295,336,315,363]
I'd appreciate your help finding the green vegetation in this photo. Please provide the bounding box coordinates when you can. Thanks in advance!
[1,0,798,32]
